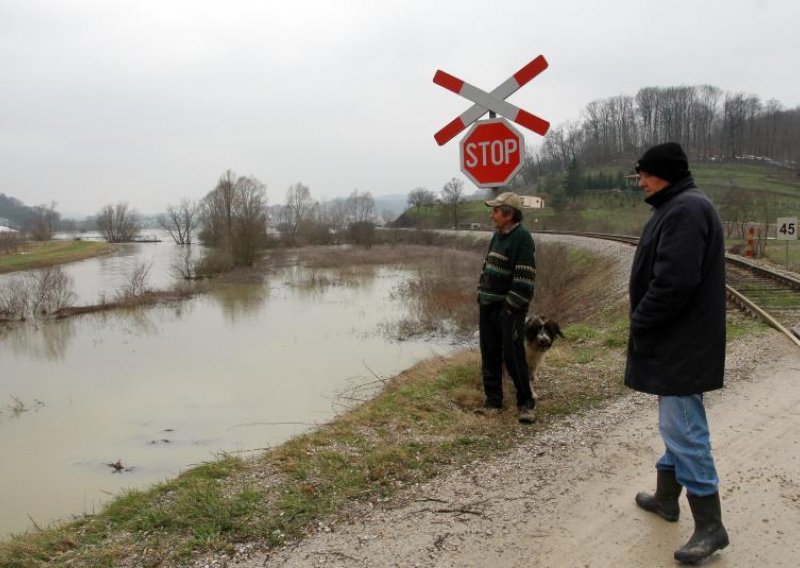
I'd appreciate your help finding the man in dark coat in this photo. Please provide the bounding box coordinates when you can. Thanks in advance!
[626,142,729,564]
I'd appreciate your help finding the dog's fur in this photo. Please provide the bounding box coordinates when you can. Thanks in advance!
[523,315,564,400]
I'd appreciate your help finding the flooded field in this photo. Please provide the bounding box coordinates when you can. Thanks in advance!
[0,240,461,537]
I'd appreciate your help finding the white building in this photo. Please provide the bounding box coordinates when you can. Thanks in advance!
[0,217,18,232]
[520,195,545,209]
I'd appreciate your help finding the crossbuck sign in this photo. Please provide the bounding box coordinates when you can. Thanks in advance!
[434,55,550,187]
[433,55,550,146]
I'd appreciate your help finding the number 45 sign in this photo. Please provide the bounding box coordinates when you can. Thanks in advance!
[777,217,798,240]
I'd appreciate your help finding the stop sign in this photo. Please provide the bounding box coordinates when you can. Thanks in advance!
[460,118,524,187]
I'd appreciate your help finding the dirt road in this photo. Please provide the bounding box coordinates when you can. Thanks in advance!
[238,332,799,567]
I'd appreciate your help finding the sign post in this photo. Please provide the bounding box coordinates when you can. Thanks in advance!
[776,217,798,268]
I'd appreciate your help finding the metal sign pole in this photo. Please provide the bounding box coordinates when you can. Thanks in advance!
[488,111,499,196]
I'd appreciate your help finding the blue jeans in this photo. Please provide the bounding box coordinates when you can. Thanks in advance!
[656,394,719,497]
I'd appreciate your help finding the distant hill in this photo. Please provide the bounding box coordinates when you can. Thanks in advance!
[0,193,34,228]
[373,194,410,218]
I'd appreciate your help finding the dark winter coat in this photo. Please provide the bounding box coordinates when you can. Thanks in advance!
[624,177,726,396]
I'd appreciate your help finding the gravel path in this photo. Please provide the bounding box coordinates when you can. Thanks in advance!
[216,235,800,568]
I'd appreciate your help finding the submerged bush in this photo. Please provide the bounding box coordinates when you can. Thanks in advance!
[0,266,76,319]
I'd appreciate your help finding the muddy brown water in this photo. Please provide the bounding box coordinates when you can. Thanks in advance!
[0,239,456,537]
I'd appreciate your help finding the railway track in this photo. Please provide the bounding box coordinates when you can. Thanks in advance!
[540,230,800,348]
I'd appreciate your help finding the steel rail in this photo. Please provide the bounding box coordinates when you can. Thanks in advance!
[537,230,800,347]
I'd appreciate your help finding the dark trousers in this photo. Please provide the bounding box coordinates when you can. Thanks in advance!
[479,302,534,409]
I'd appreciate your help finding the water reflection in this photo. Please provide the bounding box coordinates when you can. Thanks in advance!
[208,280,270,324]
[2,319,76,362]
[0,257,453,537]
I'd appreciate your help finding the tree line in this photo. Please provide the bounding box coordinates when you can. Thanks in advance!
[401,177,468,228]
[160,172,380,274]
[526,84,800,177]
[3,170,382,276]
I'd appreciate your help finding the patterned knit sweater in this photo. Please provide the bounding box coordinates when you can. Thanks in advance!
[477,224,536,312]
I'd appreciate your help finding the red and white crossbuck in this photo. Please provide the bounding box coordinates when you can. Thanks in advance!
[433,55,550,146]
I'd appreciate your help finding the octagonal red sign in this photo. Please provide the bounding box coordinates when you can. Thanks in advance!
[460,118,524,187]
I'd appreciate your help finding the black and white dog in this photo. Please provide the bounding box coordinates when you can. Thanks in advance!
[523,315,564,400]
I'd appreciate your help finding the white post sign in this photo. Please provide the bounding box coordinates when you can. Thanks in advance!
[776,217,797,240]
[776,217,797,268]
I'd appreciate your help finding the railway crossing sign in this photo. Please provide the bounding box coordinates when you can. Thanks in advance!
[777,217,797,240]
[433,55,551,146]
[460,118,524,187]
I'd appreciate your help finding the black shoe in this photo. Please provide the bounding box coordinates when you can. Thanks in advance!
[635,469,682,522]
[674,492,729,564]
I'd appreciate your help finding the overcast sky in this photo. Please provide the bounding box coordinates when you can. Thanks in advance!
[1,0,798,216]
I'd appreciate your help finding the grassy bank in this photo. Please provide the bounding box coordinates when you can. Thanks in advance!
[762,240,800,272]
[0,239,767,567]
[693,162,800,205]
[0,241,112,274]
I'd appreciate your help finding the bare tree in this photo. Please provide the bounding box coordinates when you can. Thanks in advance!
[201,170,239,255]
[30,266,75,313]
[231,176,268,266]
[320,198,349,232]
[408,187,437,211]
[159,198,199,245]
[117,262,152,300]
[440,177,465,228]
[96,202,141,242]
[284,182,315,238]
[345,190,375,224]
[0,277,31,319]
[199,170,267,266]
[0,232,23,255]
[408,188,428,211]
[0,266,75,319]
[27,202,60,241]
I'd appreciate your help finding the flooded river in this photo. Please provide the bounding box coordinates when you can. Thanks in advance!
[0,238,456,537]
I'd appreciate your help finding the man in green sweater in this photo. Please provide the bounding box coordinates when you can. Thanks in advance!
[477,192,537,423]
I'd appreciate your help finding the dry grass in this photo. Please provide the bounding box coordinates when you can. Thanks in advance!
[51,287,198,319]
[378,237,617,340]
[388,248,483,338]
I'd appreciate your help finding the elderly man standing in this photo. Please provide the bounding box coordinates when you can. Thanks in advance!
[476,192,536,424]
[627,142,729,564]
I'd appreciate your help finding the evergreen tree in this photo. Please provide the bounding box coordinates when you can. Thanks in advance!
[563,158,585,195]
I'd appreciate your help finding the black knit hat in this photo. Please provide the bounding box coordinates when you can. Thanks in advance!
[635,142,691,183]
